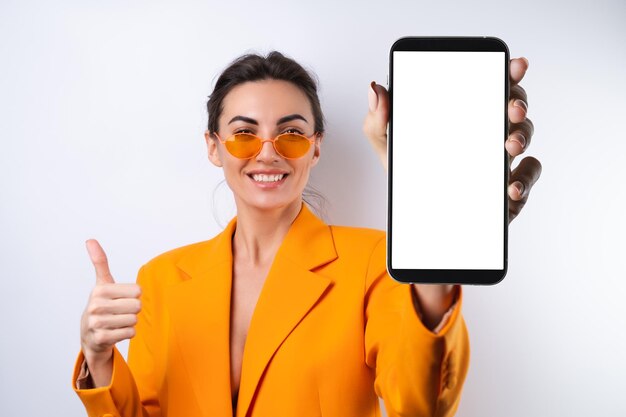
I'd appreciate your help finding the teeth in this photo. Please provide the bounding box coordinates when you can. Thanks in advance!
[251,174,285,182]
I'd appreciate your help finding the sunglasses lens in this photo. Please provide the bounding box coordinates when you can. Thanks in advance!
[275,134,311,158]
[225,134,261,158]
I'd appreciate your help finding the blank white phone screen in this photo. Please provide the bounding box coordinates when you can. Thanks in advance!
[391,51,505,270]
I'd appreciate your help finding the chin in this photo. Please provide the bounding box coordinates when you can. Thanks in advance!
[250,198,297,212]
[236,192,302,213]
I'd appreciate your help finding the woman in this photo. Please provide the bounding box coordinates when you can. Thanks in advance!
[72,51,540,417]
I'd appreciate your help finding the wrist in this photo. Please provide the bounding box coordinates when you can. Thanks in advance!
[82,346,113,368]
[411,284,458,329]
[81,347,114,389]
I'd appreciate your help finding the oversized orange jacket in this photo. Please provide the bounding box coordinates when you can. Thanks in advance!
[72,203,470,417]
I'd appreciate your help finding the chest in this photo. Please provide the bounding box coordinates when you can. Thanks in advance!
[229,262,270,402]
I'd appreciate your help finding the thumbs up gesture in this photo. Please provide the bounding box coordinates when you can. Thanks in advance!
[80,239,142,369]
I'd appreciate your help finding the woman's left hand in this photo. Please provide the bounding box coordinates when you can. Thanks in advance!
[363,56,542,224]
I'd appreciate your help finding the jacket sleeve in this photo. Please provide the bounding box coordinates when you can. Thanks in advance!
[364,236,470,417]
[71,264,159,417]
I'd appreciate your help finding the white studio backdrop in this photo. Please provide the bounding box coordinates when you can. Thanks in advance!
[1,0,624,416]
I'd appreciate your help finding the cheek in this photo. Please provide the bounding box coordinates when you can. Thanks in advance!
[220,156,246,183]
[291,161,314,185]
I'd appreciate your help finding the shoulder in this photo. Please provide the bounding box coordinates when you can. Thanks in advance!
[139,232,222,276]
[329,224,385,244]
[144,240,207,264]
[134,237,220,289]
[329,224,386,263]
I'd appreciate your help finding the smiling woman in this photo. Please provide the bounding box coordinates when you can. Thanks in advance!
[206,77,322,216]
[71,50,524,417]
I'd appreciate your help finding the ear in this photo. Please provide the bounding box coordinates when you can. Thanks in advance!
[310,133,323,167]
[205,130,223,167]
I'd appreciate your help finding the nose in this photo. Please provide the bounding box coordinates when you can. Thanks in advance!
[255,139,281,163]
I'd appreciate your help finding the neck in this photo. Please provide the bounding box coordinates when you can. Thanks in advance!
[232,198,303,267]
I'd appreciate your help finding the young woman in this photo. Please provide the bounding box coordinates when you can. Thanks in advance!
[72,51,540,417]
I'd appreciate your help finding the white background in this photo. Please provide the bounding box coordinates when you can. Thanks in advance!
[1,0,624,416]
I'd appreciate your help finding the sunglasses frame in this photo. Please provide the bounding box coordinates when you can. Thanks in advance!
[213,131,320,160]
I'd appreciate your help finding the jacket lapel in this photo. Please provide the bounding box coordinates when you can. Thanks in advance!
[170,217,237,417]
[169,204,337,417]
[236,204,337,417]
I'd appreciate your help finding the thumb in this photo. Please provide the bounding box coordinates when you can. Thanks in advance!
[368,81,379,113]
[366,82,390,140]
[85,239,115,284]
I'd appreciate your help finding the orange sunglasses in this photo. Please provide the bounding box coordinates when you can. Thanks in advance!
[213,131,320,160]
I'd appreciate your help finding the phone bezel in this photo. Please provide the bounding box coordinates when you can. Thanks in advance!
[387,36,510,285]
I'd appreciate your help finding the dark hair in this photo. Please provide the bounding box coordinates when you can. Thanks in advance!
[206,51,329,221]
[206,50,325,134]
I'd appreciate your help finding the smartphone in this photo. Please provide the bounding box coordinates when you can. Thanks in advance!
[387,36,510,285]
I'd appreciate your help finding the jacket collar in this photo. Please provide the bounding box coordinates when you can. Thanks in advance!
[171,203,337,417]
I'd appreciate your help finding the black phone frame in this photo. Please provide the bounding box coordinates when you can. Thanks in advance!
[387,36,510,285]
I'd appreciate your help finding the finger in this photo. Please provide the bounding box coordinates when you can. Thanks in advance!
[88,313,138,330]
[506,118,535,160]
[508,156,541,223]
[508,95,528,124]
[509,57,529,86]
[510,83,528,103]
[91,327,137,347]
[88,297,142,316]
[508,156,542,202]
[86,239,115,284]
[91,283,142,300]
[510,84,528,108]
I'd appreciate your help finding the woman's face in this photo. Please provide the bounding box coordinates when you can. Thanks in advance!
[205,79,322,213]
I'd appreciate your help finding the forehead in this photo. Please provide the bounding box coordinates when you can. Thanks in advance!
[221,79,313,123]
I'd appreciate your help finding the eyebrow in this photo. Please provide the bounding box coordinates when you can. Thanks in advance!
[227,114,309,125]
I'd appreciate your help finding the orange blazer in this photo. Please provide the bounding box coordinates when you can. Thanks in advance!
[72,203,470,417]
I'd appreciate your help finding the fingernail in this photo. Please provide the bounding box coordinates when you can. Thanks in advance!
[514,99,527,112]
[368,81,378,112]
[514,181,524,196]
[520,57,529,68]
[511,133,526,149]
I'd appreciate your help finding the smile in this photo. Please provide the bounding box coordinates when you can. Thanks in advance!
[250,173,285,182]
